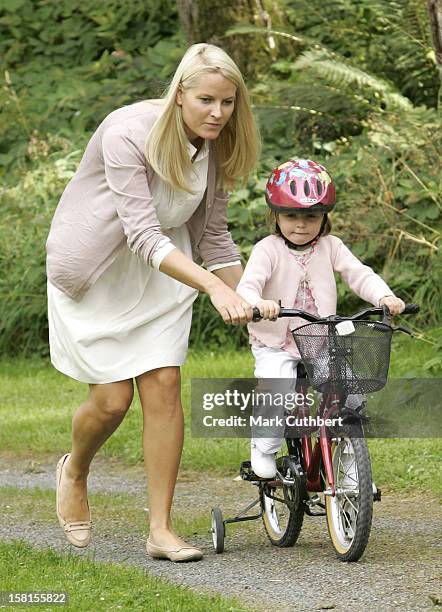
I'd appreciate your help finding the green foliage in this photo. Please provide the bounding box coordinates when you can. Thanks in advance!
[0,136,81,355]
[0,0,183,176]
[229,1,441,334]
[0,0,177,66]
[283,0,438,107]
[293,49,413,111]
[0,0,440,357]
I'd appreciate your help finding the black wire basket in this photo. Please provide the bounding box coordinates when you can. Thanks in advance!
[292,320,393,394]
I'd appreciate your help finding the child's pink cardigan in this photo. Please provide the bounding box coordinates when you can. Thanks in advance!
[237,234,395,349]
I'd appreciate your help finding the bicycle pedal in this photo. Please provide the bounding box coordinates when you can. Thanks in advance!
[239,461,255,481]
[265,478,283,487]
[274,468,293,484]
[239,461,269,482]
[307,494,321,506]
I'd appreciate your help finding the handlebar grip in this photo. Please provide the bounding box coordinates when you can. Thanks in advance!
[403,303,420,315]
[252,307,262,322]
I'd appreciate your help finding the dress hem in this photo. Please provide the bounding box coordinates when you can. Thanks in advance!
[50,351,188,384]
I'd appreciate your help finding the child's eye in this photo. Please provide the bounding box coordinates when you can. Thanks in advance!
[200,98,211,103]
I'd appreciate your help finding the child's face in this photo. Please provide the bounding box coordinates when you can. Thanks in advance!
[277,212,324,245]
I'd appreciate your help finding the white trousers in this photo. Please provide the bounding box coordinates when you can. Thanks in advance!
[251,345,365,455]
[251,346,299,455]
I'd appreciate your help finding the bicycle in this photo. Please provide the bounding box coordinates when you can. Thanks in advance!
[210,303,419,562]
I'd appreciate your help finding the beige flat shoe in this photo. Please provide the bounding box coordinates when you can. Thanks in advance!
[56,453,92,548]
[146,538,203,562]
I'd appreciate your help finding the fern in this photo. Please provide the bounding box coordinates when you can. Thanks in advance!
[293,49,413,111]
[288,0,438,107]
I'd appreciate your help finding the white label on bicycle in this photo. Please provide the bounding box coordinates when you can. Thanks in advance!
[335,321,355,336]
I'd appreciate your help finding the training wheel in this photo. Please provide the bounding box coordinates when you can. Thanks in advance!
[211,507,225,553]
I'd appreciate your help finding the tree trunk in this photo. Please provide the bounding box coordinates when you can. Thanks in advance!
[427,0,442,83]
[177,0,285,80]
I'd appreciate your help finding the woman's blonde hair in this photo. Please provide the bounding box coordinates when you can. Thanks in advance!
[145,43,261,193]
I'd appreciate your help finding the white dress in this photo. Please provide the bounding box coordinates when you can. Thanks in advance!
[47,141,209,384]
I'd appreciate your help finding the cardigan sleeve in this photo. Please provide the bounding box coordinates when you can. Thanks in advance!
[333,239,395,305]
[197,190,241,268]
[101,123,174,267]
[236,240,274,305]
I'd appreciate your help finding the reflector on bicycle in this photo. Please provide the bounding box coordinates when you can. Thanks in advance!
[335,320,355,336]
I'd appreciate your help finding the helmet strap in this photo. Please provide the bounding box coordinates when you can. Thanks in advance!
[277,214,328,250]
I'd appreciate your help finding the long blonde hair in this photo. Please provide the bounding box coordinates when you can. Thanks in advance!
[145,43,261,193]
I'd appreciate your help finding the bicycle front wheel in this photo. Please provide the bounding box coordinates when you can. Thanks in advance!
[325,436,373,562]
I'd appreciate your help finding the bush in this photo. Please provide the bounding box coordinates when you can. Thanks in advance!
[0,0,182,177]
[0,135,80,355]
[0,0,440,361]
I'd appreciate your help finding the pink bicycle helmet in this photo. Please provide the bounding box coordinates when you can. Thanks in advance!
[266,158,336,213]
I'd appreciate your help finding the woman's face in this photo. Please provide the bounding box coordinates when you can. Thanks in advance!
[176,72,236,143]
[277,212,324,245]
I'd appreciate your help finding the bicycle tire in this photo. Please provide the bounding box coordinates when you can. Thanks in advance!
[325,435,373,562]
[211,507,225,553]
[260,458,304,547]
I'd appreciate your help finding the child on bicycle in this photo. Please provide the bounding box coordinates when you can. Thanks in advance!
[237,158,405,478]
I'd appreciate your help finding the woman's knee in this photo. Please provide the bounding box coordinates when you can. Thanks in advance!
[149,367,180,388]
[137,367,181,405]
[89,380,134,420]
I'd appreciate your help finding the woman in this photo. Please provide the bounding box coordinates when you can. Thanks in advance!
[46,43,260,562]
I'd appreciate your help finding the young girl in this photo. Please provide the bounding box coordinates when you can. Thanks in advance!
[237,158,405,478]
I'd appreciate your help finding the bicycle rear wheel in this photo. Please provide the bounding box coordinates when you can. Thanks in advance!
[260,457,304,547]
[325,436,373,562]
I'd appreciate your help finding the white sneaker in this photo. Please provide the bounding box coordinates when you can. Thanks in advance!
[251,441,277,478]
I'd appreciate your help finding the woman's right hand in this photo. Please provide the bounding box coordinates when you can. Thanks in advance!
[158,249,253,324]
[208,285,253,325]
[255,299,280,321]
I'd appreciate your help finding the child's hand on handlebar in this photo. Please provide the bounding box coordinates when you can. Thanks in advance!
[255,299,280,321]
[379,295,406,315]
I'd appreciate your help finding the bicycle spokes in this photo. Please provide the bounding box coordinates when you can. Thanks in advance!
[325,437,373,561]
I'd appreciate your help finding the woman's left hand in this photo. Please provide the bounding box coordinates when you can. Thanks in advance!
[379,295,406,315]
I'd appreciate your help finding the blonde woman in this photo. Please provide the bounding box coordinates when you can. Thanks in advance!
[46,43,261,562]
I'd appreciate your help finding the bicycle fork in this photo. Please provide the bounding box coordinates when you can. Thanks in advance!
[301,433,335,496]
[302,396,337,496]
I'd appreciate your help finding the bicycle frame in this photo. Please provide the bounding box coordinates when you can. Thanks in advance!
[286,374,345,497]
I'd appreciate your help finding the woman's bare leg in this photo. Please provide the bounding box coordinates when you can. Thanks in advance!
[137,366,192,549]
[58,379,134,522]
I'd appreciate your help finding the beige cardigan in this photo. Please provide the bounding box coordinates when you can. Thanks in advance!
[46,101,240,301]
[237,234,394,348]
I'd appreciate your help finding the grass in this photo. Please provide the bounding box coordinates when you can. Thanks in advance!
[0,339,440,493]
[368,439,441,496]
[0,350,254,471]
[0,540,249,611]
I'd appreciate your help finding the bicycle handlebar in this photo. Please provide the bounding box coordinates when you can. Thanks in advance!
[252,303,420,323]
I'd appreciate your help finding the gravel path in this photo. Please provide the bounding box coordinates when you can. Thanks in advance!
[1,452,441,611]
